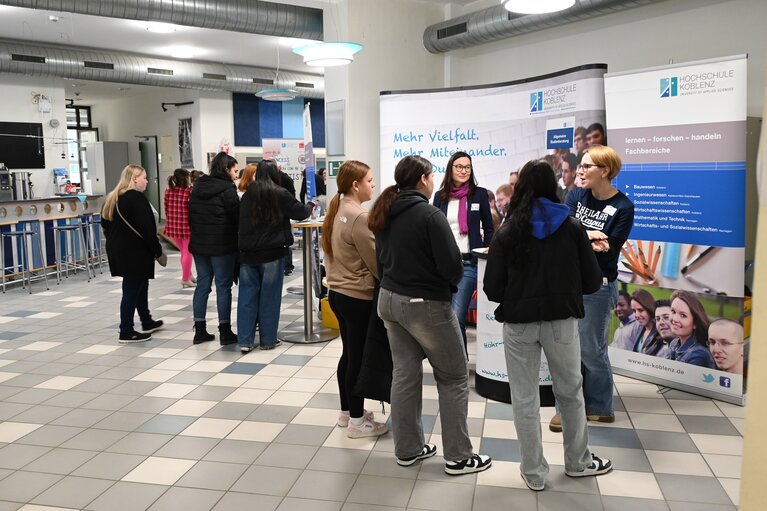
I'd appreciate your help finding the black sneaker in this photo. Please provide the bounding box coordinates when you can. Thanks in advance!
[565,454,612,477]
[141,319,164,333]
[397,443,437,466]
[259,340,283,350]
[119,331,152,344]
[444,454,492,476]
[284,269,294,276]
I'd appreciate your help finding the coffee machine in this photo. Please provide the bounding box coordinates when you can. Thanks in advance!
[0,163,12,201]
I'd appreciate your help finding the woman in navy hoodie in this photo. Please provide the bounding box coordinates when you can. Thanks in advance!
[484,160,612,491]
[433,151,494,350]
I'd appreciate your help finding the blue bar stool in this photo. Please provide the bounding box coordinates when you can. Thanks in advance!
[0,227,50,294]
[53,221,94,283]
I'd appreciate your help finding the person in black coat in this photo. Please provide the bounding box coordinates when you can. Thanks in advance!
[237,160,314,352]
[101,164,164,343]
[278,167,298,276]
[189,152,240,345]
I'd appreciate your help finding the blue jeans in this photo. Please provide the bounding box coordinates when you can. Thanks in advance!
[120,278,151,334]
[503,319,592,486]
[578,280,617,416]
[451,261,477,349]
[236,259,285,349]
[192,253,236,323]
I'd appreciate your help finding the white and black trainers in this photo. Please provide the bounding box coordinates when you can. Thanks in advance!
[565,454,612,477]
[444,453,492,475]
[397,443,437,466]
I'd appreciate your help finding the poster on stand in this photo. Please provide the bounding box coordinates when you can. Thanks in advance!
[605,55,748,405]
[381,65,608,397]
[262,138,304,193]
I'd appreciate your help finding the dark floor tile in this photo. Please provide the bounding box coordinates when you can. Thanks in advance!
[677,415,741,435]
[656,474,732,505]
[136,415,197,435]
[148,486,224,511]
[221,362,266,375]
[636,430,699,453]
[85,481,168,511]
[586,426,642,449]
[477,437,521,462]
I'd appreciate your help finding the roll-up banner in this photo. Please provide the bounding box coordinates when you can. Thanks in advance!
[262,138,304,193]
[605,55,748,405]
[380,65,608,401]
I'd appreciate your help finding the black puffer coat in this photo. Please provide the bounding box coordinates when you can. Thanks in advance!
[103,190,162,279]
[189,174,239,255]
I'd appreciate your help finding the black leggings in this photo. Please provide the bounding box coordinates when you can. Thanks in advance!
[329,290,372,419]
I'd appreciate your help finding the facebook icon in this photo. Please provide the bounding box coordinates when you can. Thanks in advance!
[720,376,732,388]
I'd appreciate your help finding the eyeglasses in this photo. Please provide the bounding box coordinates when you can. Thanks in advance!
[707,339,744,349]
[577,163,603,171]
[453,164,472,172]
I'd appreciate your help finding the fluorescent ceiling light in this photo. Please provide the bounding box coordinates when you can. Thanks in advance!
[256,88,298,102]
[146,22,178,34]
[502,0,575,14]
[292,42,363,67]
[165,46,198,59]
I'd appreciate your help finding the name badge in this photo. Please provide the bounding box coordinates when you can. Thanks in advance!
[603,205,617,216]
[471,203,480,211]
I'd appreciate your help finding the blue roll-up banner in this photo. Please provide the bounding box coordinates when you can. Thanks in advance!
[605,55,748,405]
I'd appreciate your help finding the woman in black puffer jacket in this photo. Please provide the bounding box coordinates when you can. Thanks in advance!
[189,152,240,345]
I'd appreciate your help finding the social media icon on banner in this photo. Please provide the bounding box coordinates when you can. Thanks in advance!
[702,373,715,383]
[720,376,732,388]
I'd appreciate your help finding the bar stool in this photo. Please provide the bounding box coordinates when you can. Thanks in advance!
[82,214,104,274]
[0,228,50,294]
[52,221,94,283]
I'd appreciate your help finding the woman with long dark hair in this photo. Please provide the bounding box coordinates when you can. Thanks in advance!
[323,160,387,438]
[189,152,240,345]
[484,160,610,490]
[369,155,491,475]
[164,168,194,288]
[666,290,715,367]
[237,160,314,353]
[628,289,663,355]
[433,151,494,350]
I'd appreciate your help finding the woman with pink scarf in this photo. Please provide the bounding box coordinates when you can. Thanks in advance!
[433,151,495,351]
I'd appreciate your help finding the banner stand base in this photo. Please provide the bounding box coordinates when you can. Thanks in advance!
[475,373,555,406]
[612,368,746,406]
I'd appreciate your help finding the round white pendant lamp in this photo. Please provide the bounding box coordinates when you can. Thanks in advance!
[502,0,576,14]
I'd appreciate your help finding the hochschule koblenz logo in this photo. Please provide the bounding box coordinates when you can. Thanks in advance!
[660,68,735,98]
[660,77,678,98]
[529,91,543,112]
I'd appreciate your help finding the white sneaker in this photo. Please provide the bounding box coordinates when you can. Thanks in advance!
[347,418,388,439]
[444,454,492,476]
[565,454,612,477]
[337,410,374,428]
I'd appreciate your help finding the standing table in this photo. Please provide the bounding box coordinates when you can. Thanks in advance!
[278,220,339,344]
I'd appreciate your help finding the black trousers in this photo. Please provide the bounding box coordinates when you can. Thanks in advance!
[120,278,151,334]
[329,290,372,418]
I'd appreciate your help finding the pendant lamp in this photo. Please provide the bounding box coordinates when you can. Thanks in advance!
[502,0,576,14]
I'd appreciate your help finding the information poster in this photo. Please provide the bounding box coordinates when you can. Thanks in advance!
[381,65,608,387]
[605,55,748,404]
[262,138,304,193]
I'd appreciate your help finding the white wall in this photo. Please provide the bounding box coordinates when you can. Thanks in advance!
[0,74,68,198]
[450,0,767,117]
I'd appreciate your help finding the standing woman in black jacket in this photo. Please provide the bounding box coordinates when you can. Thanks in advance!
[101,165,164,343]
[483,161,611,491]
[237,160,313,353]
[189,152,240,345]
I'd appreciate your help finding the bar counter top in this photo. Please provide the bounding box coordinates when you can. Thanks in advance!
[0,195,103,223]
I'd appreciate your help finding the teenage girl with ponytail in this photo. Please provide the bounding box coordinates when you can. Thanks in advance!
[322,161,387,438]
[164,168,194,288]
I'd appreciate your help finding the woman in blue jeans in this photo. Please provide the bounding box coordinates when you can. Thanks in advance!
[554,145,635,432]
[484,160,611,491]
[237,160,313,353]
[433,151,494,351]
[189,152,240,345]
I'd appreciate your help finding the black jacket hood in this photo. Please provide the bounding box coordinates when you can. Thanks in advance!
[193,174,235,199]
[389,190,428,219]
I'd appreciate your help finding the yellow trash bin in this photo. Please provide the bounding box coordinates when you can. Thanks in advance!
[321,297,339,330]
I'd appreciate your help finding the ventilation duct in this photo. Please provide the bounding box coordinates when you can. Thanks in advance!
[0,0,323,40]
[0,40,324,98]
[423,0,665,53]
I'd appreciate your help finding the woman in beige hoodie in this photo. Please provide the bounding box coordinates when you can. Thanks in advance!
[322,161,388,439]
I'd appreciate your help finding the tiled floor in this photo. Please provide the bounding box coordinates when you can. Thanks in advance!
[0,252,743,510]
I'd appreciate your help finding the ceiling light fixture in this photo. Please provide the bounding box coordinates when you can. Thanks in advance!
[146,22,178,34]
[292,42,362,67]
[167,46,197,59]
[502,0,575,14]
[257,41,297,102]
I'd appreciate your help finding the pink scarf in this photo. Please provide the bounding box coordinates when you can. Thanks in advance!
[450,183,470,235]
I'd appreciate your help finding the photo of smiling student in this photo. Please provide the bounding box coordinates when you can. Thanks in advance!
[665,290,716,368]
[708,319,745,375]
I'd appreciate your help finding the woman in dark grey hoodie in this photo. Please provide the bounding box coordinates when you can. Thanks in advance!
[483,160,611,491]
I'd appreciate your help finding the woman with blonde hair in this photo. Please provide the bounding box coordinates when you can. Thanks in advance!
[164,168,194,288]
[323,160,387,438]
[102,164,164,343]
[237,163,257,198]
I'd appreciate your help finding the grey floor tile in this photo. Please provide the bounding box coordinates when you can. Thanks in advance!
[288,469,357,501]
[120,396,177,414]
[148,486,224,511]
[666,502,736,511]
[15,424,85,447]
[275,424,333,446]
[246,404,302,423]
[5,388,62,405]
[636,431,699,453]
[212,491,282,511]
[23,447,98,475]
[586,426,642,449]
[51,408,114,428]
[408,479,475,511]
[0,470,62,502]
[477,437,521,462]
[0,502,22,511]
[221,362,266,374]
[272,355,312,366]
[0,402,32,420]
[677,415,741,435]
[0,443,52,469]
[361,450,420,479]
[538,491,603,511]
[3,373,55,387]
[6,404,71,424]
[204,439,269,464]
[184,385,235,401]
[65,365,114,379]
[588,446,652,472]
[544,465,600,494]
[204,402,260,420]
[169,371,215,385]
[105,432,172,455]
[230,465,302,496]
[82,393,138,411]
[341,504,405,511]
[656,474,732,505]
[30,474,115,509]
[472,485,536,510]
[154,436,220,460]
[306,393,342,410]
[279,497,343,511]
[93,411,155,431]
[60,428,128,451]
[346,474,416,508]
[309,447,372,475]
[176,460,249,491]
[254,442,319,469]
[104,379,160,395]
[136,414,197,435]
[602,496,670,511]
[43,390,102,408]
[72,451,148,480]
[85,481,168,511]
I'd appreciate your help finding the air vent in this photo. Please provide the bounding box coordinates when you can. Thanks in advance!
[295,82,314,89]
[437,22,467,39]
[11,54,46,64]
[148,67,173,76]
[252,78,274,85]
[84,61,114,70]
[203,73,227,81]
